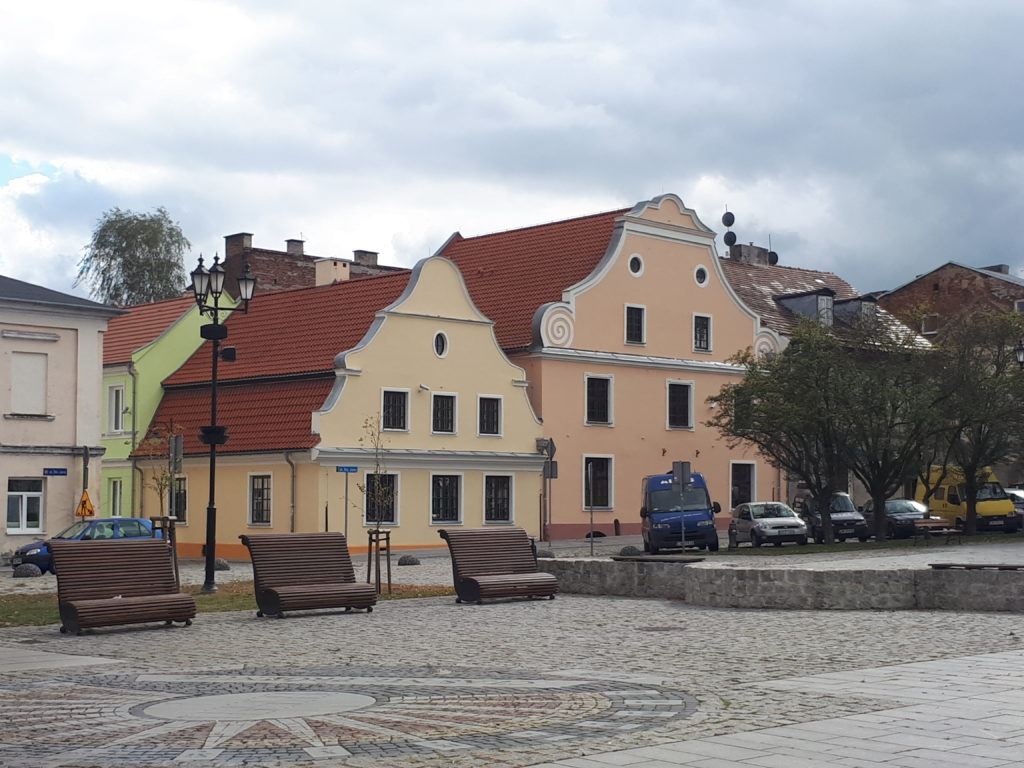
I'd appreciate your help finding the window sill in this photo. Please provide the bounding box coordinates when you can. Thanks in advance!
[484,520,514,525]
[584,421,614,428]
[382,428,409,433]
[363,522,399,528]
[692,348,713,355]
[4,413,55,422]
[584,507,614,513]
[625,340,646,346]
[429,520,463,526]
[6,530,44,536]
[667,425,695,431]
[477,432,503,438]
[247,523,272,528]
[431,431,457,436]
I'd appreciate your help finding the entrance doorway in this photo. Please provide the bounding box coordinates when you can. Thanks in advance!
[730,462,755,511]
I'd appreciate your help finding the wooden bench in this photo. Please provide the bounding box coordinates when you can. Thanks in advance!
[439,527,558,604]
[240,532,376,618]
[929,563,1024,571]
[51,539,196,635]
[912,518,964,545]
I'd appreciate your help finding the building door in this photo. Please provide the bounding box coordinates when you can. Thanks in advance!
[730,463,754,511]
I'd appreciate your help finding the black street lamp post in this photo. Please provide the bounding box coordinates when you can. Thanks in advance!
[1016,339,1024,370]
[190,254,255,593]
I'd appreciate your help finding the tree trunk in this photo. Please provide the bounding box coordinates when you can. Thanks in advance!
[965,491,978,536]
[872,492,888,541]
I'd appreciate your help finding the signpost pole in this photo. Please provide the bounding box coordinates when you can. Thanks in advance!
[344,472,350,539]
[587,462,595,557]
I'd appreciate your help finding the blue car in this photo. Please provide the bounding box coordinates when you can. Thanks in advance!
[11,517,157,574]
[640,471,721,553]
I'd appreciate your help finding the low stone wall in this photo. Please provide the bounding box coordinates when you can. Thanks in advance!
[538,559,1024,612]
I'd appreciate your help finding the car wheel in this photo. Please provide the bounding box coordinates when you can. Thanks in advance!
[837,537,846,543]
[858,536,869,542]
[728,531,738,549]
[797,536,808,545]
[708,536,720,552]
[887,523,896,540]
[751,531,762,548]
[642,536,651,554]
[649,540,660,555]
[773,541,782,547]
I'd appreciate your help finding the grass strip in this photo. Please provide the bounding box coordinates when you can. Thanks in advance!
[0,581,453,628]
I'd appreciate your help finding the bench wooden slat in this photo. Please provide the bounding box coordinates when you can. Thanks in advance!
[929,563,1024,571]
[439,527,558,604]
[239,532,376,617]
[51,539,196,634]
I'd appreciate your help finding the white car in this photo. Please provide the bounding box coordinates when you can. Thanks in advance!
[728,502,808,548]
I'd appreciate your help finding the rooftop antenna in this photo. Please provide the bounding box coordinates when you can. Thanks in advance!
[767,233,779,265]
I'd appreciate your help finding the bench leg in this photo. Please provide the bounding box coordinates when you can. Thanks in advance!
[455,598,462,604]
[165,620,173,627]
[344,607,352,613]
[549,594,555,600]
[184,619,192,627]
[256,611,263,618]
[366,606,373,613]
[59,625,67,634]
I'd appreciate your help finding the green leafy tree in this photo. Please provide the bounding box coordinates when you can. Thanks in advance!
[76,207,190,305]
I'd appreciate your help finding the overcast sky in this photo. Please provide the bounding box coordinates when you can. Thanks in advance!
[2,1,1023,298]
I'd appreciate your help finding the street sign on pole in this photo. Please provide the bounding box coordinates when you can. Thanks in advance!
[335,466,358,473]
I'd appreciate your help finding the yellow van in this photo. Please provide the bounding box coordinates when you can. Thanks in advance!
[916,466,1021,532]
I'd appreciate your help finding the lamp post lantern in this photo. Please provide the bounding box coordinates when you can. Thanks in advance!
[1015,339,1024,371]
[191,254,255,593]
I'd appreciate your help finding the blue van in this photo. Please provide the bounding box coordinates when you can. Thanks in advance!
[640,471,721,554]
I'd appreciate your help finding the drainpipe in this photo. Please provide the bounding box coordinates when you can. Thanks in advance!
[129,363,144,518]
[285,451,298,532]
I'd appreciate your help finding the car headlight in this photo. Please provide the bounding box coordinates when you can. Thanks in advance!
[24,548,42,556]
[754,521,769,529]
[697,520,713,527]
[1009,509,1019,517]
[652,523,671,530]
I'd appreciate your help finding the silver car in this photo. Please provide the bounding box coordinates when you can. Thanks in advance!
[728,502,809,548]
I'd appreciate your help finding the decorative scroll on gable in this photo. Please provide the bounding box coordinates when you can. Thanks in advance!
[533,302,575,348]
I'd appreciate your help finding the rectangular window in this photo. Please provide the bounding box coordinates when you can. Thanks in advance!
[108,385,125,432]
[6,478,43,533]
[625,305,645,344]
[694,315,711,352]
[432,393,456,434]
[171,476,187,524]
[381,390,408,431]
[667,382,692,429]
[585,376,612,425]
[1016,300,1024,313]
[583,457,612,509]
[249,474,272,525]
[431,474,461,523]
[921,314,939,335]
[110,478,123,516]
[10,352,47,415]
[478,396,502,435]
[817,294,834,325]
[364,473,397,525]
[484,475,512,523]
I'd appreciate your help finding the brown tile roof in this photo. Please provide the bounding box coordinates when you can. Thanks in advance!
[148,377,332,456]
[164,271,410,386]
[719,259,860,335]
[103,295,196,366]
[442,208,630,351]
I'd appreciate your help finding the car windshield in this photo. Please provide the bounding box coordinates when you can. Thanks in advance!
[830,495,856,513]
[886,500,927,515]
[976,483,1008,501]
[750,503,795,519]
[650,486,711,513]
[53,521,91,539]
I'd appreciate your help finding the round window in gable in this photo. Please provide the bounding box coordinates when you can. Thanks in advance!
[694,266,709,287]
[628,254,644,276]
[433,332,448,358]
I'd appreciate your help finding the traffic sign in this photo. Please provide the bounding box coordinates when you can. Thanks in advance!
[75,490,96,517]
[335,466,358,473]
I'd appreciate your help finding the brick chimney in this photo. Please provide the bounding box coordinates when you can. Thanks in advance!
[353,249,379,267]
[224,232,253,258]
[729,242,774,267]
[286,239,304,256]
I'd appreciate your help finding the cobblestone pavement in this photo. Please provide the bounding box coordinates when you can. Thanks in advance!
[2,594,1024,766]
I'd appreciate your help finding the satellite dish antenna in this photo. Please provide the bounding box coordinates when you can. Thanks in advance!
[724,231,737,246]
[722,211,735,228]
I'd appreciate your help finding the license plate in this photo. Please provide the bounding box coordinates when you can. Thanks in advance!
[838,528,854,535]
[989,520,1004,526]
[11,558,22,565]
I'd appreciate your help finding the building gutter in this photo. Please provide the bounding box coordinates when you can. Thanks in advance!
[129,363,143,518]
[285,451,298,533]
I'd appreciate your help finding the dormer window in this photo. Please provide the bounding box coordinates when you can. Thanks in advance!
[817,294,834,326]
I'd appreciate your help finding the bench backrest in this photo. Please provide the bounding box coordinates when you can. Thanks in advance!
[439,527,537,577]
[51,539,177,603]
[240,532,356,592]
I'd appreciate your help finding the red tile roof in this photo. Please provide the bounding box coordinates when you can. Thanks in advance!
[103,295,196,366]
[147,377,332,455]
[165,272,410,386]
[719,258,860,335]
[442,208,629,351]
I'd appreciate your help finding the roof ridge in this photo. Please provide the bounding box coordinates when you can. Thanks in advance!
[117,293,195,310]
[718,257,848,279]
[456,207,631,243]
[245,267,412,301]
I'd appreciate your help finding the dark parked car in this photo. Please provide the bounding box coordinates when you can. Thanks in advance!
[795,492,869,543]
[10,517,157,574]
[861,499,928,539]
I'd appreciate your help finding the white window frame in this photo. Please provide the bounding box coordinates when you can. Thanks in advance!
[107,384,125,433]
[1015,299,1024,313]
[920,313,940,334]
[624,303,647,345]
[582,454,614,511]
[109,478,123,516]
[6,478,44,534]
[729,460,758,511]
[584,373,614,427]
[665,379,695,430]
[433,331,449,359]
[171,474,188,525]
[692,313,713,354]
[477,394,504,437]
[817,294,834,325]
[247,472,273,527]
[694,264,710,288]
[482,473,515,525]
[429,471,464,526]
[430,392,458,435]
[380,388,410,432]
[627,253,644,277]
[362,470,400,527]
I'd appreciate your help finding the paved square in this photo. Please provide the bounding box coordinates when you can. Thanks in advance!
[2,595,1024,766]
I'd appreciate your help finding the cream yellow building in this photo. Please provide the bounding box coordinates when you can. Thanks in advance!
[144,257,546,558]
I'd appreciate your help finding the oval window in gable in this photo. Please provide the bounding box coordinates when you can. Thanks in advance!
[434,332,448,358]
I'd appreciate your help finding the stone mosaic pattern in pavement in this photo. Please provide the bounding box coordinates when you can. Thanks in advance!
[1,594,1024,766]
